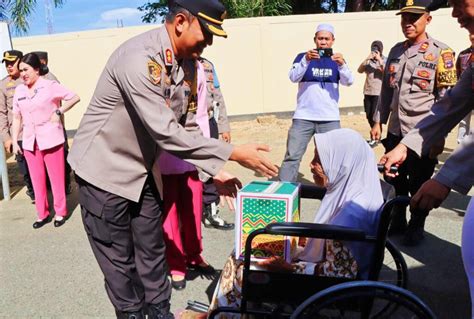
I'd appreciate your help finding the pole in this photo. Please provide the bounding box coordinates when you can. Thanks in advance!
[0,144,11,201]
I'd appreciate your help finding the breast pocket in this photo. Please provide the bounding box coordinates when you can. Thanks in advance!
[410,67,435,92]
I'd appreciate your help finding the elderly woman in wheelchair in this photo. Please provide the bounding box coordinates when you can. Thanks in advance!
[184,129,422,318]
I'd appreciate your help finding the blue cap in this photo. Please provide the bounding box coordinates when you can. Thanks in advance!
[316,23,335,36]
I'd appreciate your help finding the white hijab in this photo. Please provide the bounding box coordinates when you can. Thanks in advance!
[299,128,384,263]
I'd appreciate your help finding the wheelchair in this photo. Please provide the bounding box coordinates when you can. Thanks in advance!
[208,184,421,318]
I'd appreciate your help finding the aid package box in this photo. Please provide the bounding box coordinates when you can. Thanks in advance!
[235,181,300,262]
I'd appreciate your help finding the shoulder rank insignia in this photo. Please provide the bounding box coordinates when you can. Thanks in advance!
[419,42,429,53]
[165,49,173,65]
[147,60,162,85]
[424,53,436,61]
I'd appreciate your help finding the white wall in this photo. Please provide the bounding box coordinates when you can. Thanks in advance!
[12,9,469,129]
[0,21,13,79]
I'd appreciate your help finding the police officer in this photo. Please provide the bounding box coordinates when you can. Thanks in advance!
[0,50,35,201]
[32,50,73,194]
[68,0,277,318]
[370,0,457,245]
[380,0,473,313]
[198,56,234,230]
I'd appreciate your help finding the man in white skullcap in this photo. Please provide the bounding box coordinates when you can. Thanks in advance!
[279,23,354,182]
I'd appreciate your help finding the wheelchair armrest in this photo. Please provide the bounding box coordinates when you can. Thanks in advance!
[300,184,326,200]
[265,222,367,241]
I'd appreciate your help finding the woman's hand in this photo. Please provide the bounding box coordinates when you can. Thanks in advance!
[12,141,22,156]
[213,169,243,211]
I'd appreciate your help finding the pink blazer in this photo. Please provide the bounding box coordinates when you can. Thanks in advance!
[13,77,76,151]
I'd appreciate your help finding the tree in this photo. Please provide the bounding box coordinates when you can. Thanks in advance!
[1,0,65,34]
[138,0,292,22]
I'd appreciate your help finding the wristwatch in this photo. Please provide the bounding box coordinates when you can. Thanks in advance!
[55,109,62,116]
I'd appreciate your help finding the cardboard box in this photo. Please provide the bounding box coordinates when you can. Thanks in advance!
[235,181,300,262]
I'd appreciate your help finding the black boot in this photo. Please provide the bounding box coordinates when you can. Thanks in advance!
[115,309,145,319]
[147,300,174,319]
[203,203,234,231]
[402,213,426,246]
[388,204,407,235]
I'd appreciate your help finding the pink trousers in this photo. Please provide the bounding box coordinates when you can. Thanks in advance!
[162,171,204,276]
[24,143,67,220]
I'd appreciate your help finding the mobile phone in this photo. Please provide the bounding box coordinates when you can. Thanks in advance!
[317,48,333,58]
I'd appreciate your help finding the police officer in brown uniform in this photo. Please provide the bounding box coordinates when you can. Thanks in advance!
[68,0,277,318]
[198,56,234,230]
[0,50,35,200]
[370,0,457,245]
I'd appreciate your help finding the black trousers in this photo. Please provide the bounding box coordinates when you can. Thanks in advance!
[383,133,437,219]
[16,140,33,193]
[77,175,170,312]
[364,95,378,128]
[203,117,220,206]
[63,129,71,187]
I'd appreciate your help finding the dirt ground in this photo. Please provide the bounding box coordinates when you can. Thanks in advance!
[0,112,465,198]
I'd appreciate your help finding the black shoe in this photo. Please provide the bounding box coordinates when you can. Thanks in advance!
[33,217,51,229]
[402,227,425,246]
[171,277,186,291]
[115,309,145,319]
[147,300,174,319]
[54,218,66,227]
[26,189,35,201]
[187,263,216,276]
[203,204,234,231]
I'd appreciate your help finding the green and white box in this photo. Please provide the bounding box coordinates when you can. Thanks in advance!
[235,181,300,262]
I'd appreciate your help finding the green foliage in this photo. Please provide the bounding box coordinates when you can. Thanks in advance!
[1,0,65,34]
[138,0,168,23]
[222,0,292,17]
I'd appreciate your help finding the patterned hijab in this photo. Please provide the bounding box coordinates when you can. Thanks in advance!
[299,128,384,262]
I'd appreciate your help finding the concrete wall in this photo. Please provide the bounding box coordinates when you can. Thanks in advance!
[12,8,467,130]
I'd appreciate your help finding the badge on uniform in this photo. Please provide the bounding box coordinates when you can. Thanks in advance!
[419,42,429,53]
[417,69,431,79]
[424,53,436,61]
[147,60,162,85]
[165,49,173,65]
[416,79,429,90]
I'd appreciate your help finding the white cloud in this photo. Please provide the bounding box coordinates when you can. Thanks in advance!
[90,7,143,29]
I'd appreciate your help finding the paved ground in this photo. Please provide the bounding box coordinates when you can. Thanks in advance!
[0,114,472,318]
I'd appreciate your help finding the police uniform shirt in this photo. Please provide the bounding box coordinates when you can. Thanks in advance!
[0,76,22,141]
[402,58,474,194]
[374,35,457,137]
[68,25,233,202]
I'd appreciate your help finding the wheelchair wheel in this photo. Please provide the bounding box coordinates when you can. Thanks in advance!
[369,239,408,317]
[290,281,436,319]
[380,239,408,288]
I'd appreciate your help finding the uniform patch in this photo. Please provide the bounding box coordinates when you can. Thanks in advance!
[147,60,162,85]
[416,79,429,90]
[418,61,436,70]
[441,50,454,69]
[389,65,396,73]
[417,69,431,78]
[424,53,436,61]
[419,42,429,53]
[165,49,173,65]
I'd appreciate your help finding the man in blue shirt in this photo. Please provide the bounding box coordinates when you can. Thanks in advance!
[279,23,354,182]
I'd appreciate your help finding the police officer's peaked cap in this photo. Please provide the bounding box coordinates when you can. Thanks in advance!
[2,50,23,63]
[426,0,448,11]
[32,51,48,61]
[174,0,228,38]
[396,0,432,14]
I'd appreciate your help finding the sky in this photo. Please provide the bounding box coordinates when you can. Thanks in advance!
[13,0,161,37]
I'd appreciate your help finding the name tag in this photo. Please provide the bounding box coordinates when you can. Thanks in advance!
[18,97,26,101]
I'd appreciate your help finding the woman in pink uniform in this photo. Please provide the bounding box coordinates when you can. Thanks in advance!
[11,53,80,229]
